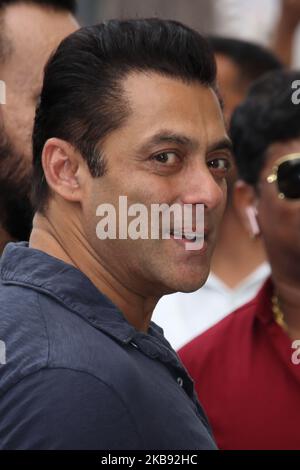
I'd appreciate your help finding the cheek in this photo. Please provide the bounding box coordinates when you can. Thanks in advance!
[3,94,35,159]
[83,179,122,235]
[277,205,300,233]
[117,174,171,206]
[258,194,299,241]
[257,197,276,229]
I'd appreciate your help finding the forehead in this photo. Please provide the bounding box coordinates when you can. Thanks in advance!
[2,3,77,70]
[263,138,300,173]
[215,54,241,87]
[118,72,226,147]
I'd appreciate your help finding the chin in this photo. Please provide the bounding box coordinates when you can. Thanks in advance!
[165,270,210,294]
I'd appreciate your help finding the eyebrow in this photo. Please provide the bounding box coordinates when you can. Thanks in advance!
[137,131,199,155]
[137,131,233,156]
[207,137,233,154]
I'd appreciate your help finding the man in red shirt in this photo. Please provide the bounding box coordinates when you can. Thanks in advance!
[179,70,300,450]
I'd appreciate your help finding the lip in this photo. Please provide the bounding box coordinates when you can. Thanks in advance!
[170,236,208,253]
[169,228,209,253]
[169,227,209,238]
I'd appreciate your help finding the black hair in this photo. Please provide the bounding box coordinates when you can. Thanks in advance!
[230,70,300,186]
[32,18,218,212]
[0,130,33,241]
[208,36,283,85]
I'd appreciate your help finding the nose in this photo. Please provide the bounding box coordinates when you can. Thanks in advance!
[179,161,225,211]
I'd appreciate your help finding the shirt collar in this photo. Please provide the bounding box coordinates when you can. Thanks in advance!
[206,262,271,295]
[253,276,274,325]
[0,242,147,346]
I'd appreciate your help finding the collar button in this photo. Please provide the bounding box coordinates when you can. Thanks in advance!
[177,377,184,387]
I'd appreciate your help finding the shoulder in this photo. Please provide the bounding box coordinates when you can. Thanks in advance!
[0,281,139,399]
[0,281,49,390]
[0,367,141,449]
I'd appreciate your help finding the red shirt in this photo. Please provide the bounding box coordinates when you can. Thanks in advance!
[179,278,300,450]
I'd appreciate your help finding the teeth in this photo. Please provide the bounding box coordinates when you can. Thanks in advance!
[184,233,201,240]
[172,231,204,241]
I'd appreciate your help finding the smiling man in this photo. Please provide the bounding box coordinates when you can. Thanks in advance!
[0,19,232,449]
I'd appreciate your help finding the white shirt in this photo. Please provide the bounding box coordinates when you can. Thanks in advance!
[152,263,271,351]
[214,0,280,44]
[214,0,300,68]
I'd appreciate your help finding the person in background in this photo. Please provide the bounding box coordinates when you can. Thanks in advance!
[0,0,78,254]
[180,70,300,450]
[209,37,283,123]
[153,38,282,350]
[214,0,300,69]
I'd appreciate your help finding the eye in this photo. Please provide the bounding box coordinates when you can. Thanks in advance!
[207,157,231,175]
[152,152,179,165]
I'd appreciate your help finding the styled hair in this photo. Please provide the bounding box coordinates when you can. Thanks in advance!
[230,70,300,186]
[32,18,218,212]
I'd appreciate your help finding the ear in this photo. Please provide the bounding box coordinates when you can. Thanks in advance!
[41,138,85,204]
[233,180,260,238]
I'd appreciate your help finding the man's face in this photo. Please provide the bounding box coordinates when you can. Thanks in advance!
[82,72,232,297]
[257,139,300,265]
[215,53,249,196]
[0,3,78,162]
[0,2,78,241]
[215,53,248,124]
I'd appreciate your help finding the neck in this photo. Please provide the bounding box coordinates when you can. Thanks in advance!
[0,225,13,256]
[29,206,157,333]
[272,263,300,340]
[211,205,267,289]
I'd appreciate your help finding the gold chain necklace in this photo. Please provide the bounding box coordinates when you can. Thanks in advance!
[271,294,288,332]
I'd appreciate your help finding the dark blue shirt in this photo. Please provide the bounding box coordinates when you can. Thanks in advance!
[0,242,216,450]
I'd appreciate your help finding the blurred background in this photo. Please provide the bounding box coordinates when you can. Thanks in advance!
[77,0,300,67]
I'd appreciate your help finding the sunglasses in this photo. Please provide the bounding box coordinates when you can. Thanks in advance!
[266,153,300,200]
